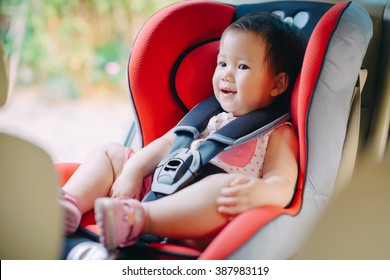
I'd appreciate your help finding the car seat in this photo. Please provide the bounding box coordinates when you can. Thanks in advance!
[58,0,373,259]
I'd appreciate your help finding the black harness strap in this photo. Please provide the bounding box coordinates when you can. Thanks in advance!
[169,96,223,152]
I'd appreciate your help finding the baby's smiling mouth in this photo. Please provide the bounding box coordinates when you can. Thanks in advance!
[221,88,237,95]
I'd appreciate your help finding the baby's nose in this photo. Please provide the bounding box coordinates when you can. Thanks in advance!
[222,71,234,83]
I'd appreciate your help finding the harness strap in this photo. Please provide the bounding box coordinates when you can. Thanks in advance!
[170,96,222,152]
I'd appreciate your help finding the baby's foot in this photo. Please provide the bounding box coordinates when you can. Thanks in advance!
[58,188,82,234]
[94,198,145,250]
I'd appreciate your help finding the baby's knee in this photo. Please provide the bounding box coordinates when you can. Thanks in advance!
[94,141,125,161]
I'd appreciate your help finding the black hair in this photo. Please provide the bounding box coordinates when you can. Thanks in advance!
[223,13,307,107]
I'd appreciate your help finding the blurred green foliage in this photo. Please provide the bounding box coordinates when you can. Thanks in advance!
[0,0,177,99]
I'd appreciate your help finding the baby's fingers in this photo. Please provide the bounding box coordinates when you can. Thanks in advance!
[218,204,243,216]
[217,195,243,216]
[217,195,238,207]
[220,185,240,197]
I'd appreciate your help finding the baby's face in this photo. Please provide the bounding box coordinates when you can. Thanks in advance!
[213,30,278,116]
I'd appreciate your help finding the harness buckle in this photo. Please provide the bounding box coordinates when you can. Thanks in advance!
[151,148,202,195]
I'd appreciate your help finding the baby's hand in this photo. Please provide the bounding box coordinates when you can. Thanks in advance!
[217,174,261,216]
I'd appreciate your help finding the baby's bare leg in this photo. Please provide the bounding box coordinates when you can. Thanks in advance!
[143,173,234,239]
[63,142,126,213]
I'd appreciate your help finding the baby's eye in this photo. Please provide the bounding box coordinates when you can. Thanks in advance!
[218,61,227,67]
[238,64,249,70]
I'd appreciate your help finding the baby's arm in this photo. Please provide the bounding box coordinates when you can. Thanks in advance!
[110,128,176,198]
[217,125,298,216]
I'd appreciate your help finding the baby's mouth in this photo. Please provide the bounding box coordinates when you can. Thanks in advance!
[221,88,237,95]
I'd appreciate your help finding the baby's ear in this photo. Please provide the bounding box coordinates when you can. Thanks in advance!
[271,72,289,97]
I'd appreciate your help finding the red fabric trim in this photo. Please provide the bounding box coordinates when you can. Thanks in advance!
[55,162,80,186]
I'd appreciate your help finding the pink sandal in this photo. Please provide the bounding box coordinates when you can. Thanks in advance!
[58,188,82,234]
[94,197,145,250]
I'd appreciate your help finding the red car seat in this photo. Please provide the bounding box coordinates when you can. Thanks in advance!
[57,0,372,259]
